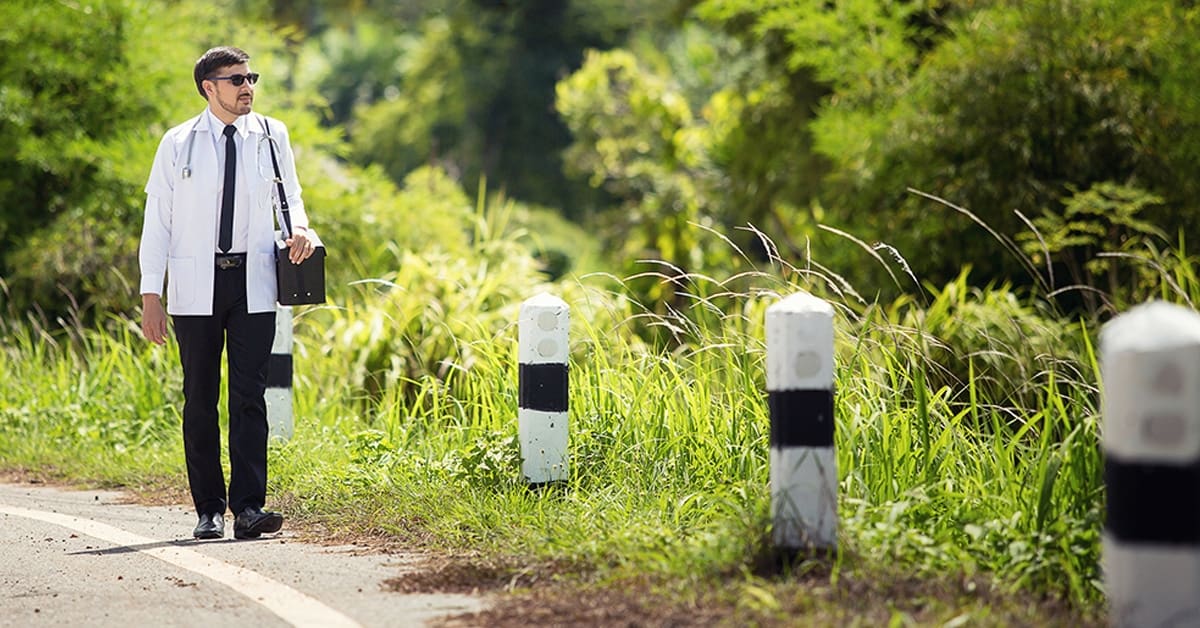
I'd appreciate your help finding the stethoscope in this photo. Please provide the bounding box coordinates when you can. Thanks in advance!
[179,115,280,182]
[180,116,203,179]
[178,114,294,241]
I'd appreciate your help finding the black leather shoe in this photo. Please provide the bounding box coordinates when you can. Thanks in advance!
[193,512,225,539]
[233,507,284,540]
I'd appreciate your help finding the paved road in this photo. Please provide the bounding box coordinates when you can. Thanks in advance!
[0,482,487,627]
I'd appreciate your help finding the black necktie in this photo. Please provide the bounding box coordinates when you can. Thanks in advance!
[218,124,237,253]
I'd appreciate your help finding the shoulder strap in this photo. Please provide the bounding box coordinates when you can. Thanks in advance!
[259,115,293,238]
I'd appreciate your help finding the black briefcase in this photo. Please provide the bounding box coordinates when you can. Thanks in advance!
[261,115,326,306]
[276,242,326,305]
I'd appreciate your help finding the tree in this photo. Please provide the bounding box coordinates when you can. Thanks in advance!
[832,1,1200,285]
[0,0,150,267]
[694,0,1200,297]
[332,0,679,219]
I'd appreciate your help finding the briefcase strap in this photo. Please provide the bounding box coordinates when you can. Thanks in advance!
[259,115,293,240]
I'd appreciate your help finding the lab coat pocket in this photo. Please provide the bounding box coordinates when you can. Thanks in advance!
[257,252,276,298]
[167,256,196,308]
[257,252,275,281]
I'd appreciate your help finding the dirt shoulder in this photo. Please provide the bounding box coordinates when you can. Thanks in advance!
[0,469,1100,627]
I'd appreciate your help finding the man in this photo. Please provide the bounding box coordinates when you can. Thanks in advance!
[139,46,317,540]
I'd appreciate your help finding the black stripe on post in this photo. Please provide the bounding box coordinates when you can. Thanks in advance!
[266,354,293,389]
[1105,458,1200,544]
[769,389,834,448]
[519,363,568,412]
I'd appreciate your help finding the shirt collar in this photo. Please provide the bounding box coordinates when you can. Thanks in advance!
[205,108,250,139]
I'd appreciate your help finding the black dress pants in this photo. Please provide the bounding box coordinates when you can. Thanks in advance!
[172,264,276,516]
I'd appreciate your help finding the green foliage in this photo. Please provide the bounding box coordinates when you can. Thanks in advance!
[679,0,1200,304]
[0,0,150,281]
[876,269,1087,415]
[557,46,742,314]
[816,1,1197,284]
[307,164,476,285]
[558,50,695,194]
[1018,182,1168,314]
[0,316,182,477]
[700,0,921,95]
[341,16,468,184]
[504,203,607,280]
[315,0,674,218]
[0,247,1108,613]
[4,211,140,318]
[306,198,560,411]
[691,0,928,268]
[7,0,1199,324]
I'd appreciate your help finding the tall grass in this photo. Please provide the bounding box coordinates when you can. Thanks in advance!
[0,311,183,484]
[6,217,1186,617]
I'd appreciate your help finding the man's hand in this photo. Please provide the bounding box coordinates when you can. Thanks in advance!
[284,227,318,264]
[141,294,168,345]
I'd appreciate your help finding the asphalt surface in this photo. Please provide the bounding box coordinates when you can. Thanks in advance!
[0,482,487,627]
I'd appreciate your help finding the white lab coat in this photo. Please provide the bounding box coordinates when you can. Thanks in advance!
[139,110,309,316]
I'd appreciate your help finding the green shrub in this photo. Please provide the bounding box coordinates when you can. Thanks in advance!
[869,270,1088,416]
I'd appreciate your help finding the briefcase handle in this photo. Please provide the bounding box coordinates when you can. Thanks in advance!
[259,115,294,240]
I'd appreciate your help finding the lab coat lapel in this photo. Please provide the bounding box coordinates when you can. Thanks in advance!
[243,113,278,313]
[243,114,273,243]
[188,114,220,229]
[242,116,263,205]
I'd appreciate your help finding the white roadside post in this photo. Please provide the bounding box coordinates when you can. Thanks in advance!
[1101,301,1200,627]
[265,304,294,442]
[518,293,570,485]
[766,292,837,552]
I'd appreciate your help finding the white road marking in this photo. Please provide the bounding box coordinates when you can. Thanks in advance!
[0,504,360,627]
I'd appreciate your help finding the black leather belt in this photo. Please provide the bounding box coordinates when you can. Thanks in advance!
[215,253,247,270]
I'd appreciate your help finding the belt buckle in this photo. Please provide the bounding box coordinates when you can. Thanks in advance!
[216,255,240,270]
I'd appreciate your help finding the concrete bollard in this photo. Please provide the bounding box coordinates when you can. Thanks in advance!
[265,304,294,442]
[518,293,569,485]
[1102,301,1200,627]
[766,292,837,551]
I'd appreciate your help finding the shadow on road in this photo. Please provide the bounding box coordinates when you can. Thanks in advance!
[69,538,250,556]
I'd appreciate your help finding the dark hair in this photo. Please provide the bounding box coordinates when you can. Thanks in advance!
[193,46,250,98]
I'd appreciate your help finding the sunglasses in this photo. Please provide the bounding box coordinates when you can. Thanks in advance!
[208,72,260,86]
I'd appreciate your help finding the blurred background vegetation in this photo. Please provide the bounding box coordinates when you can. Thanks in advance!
[1,0,1195,324]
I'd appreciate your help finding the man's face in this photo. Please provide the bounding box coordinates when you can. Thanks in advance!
[204,62,255,119]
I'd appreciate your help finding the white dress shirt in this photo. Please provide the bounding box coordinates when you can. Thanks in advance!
[205,109,250,254]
